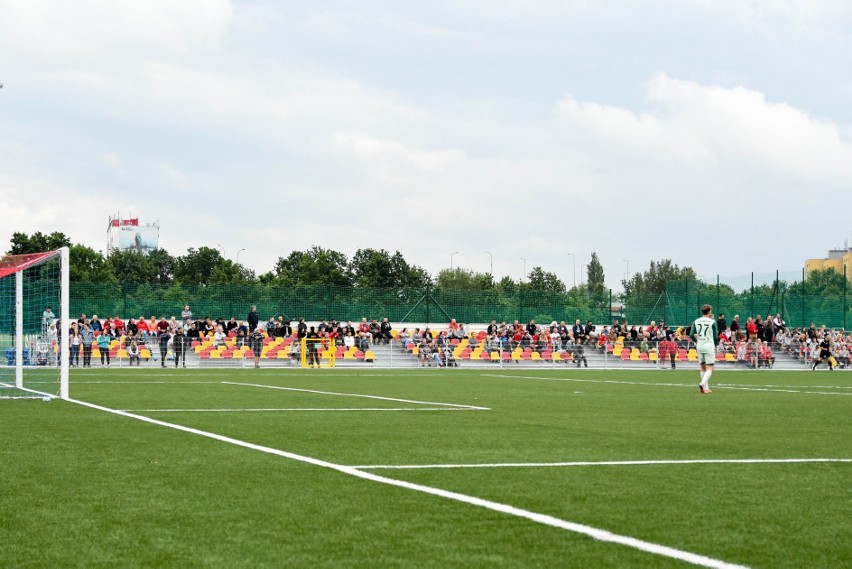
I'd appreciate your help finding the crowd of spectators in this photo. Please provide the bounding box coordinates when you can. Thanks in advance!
[39,303,852,370]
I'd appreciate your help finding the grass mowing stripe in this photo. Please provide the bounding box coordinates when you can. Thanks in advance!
[64,396,748,569]
[350,458,852,470]
[222,381,491,410]
[482,374,852,395]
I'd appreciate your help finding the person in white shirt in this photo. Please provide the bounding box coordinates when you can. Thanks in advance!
[690,304,718,394]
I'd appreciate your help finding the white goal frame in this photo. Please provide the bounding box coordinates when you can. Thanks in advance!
[5,247,69,399]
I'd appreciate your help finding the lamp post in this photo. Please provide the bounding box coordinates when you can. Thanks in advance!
[216,244,226,258]
[236,248,246,264]
[567,252,576,290]
[622,259,629,282]
[450,251,460,270]
[484,251,493,276]
[521,257,526,283]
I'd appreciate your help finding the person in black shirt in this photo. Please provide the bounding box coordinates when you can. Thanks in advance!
[379,318,393,344]
[249,327,265,368]
[572,319,586,345]
[812,337,834,370]
[158,330,171,368]
[297,318,307,339]
[173,328,189,368]
[526,320,537,336]
[247,305,259,332]
[717,313,727,337]
[305,326,320,367]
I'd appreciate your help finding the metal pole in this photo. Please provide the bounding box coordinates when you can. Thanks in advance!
[843,263,847,332]
[15,270,23,388]
[750,272,754,317]
[450,251,459,270]
[684,278,689,325]
[801,267,805,327]
[60,246,70,399]
[484,251,493,276]
[237,248,246,265]
[567,252,576,290]
[521,257,526,283]
[716,275,720,318]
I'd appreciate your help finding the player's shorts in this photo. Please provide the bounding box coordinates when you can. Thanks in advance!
[697,347,715,365]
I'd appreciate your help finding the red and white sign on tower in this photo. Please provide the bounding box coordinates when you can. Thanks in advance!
[106,214,160,255]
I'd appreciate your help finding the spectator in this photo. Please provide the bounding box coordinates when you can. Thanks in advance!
[97,327,112,367]
[136,316,149,340]
[127,340,141,366]
[572,319,586,345]
[42,306,55,331]
[90,314,102,333]
[248,327,265,368]
[584,320,597,342]
[247,305,259,332]
[156,316,170,337]
[159,328,171,367]
[225,317,239,334]
[379,318,393,344]
[174,328,189,368]
[526,319,537,336]
[343,331,356,350]
[79,323,95,368]
[266,317,276,334]
[746,317,757,341]
[297,318,308,339]
[730,315,741,341]
[69,324,81,367]
[181,305,193,326]
[717,313,727,337]
[369,319,381,344]
[213,325,226,348]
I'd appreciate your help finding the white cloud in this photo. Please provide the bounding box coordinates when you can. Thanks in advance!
[2,2,851,292]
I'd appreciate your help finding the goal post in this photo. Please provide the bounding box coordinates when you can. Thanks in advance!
[0,247,69,400]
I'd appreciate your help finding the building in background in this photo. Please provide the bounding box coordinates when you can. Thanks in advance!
[805,242,852,280]
[106,215,159,255]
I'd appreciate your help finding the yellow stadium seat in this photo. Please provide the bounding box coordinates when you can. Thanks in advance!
[531,351,542,360]
[210,351,221,359]
[725,353,736,362]
[232,350,243,359]
[118,349,128,358]
[552,352,562,361]
[277,351,290,359]
[140,348,151,359]
[490,351,500,361]
[649,352,658,361]
[365,350,375,360]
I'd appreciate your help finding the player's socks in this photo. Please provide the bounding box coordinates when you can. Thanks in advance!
[703,370,712,388]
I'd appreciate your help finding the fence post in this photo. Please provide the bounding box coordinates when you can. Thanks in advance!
[684,278,689,325]
[750,272,754,317]
[801,267,805,327]
[228,282,233,318]
[843,263,847,332]
[608,289,612,325]
[425,285,431,325]
[519,287,524,323]
[716,275,720,317]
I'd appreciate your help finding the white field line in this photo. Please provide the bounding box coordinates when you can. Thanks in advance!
[65,381,222,384]
[222,381,490,410]
[482,374,852,396]
[63,396,747,569]
[350,458,852,470]
[0,381,58,399]
[122,407,481,413]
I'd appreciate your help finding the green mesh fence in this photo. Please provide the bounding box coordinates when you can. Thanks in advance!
[68,274,849,329]
[70,283,614,325]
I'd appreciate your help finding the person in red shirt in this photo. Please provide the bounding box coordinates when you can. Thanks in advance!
[658,337,677,369]
[135,316,149,340]
[746,317,758,341]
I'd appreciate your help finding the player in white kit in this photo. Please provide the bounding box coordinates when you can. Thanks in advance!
[690,304,718,394]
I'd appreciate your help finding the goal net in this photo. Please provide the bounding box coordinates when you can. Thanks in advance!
[0,248,69,399]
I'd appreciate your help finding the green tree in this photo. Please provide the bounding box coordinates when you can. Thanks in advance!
[174,247,228,285]
[586,252,605,294]
[526,267,566,293]
[622,259,697,297]
[351,248,431,288]
[108,250,154,283]
[8,231,71,255]
[69,245,116,283]
[435,268,495,290]
[274,247,352,287]
[146,248,176,285]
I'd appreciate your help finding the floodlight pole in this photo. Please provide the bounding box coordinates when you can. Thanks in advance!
[450,251,459,270]
[521,257,526,283]
[236,248,246,264]
[484,251,493,276]
[567,252,576,290]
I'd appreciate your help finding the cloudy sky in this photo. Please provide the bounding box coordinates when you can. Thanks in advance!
[2,0,851,290]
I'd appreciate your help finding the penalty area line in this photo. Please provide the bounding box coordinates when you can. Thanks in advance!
[482,374,851,396]
[121,407,483,413]
[350,458,852,470]
[63,396,746,569]
[222,381,490,410]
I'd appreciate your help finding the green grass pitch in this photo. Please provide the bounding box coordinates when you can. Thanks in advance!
[2,368,850,567]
